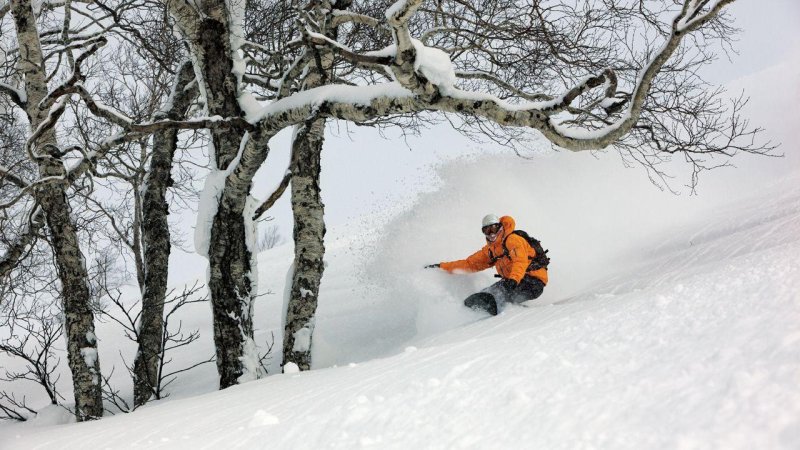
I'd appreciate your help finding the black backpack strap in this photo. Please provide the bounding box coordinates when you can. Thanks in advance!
[487,235,511,265]
[488,236,511,265]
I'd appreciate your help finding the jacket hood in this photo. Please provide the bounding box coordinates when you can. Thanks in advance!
[499,215,516,235]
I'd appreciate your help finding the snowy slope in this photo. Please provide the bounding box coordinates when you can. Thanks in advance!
[3,150,799,449]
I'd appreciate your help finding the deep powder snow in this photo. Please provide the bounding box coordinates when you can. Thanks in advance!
[3,151,799,449]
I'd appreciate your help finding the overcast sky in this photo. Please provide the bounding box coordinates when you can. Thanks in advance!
[711,0,800,83]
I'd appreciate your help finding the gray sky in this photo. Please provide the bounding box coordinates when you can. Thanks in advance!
[711,0,800,83]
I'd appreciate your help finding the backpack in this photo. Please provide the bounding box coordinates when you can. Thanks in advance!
[489,230,550,271]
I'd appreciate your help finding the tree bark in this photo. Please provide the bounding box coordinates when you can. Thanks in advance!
[282,0,350,370]
[283,118,326,370]
[208,129,273,387]
[132,61,195,407]
[167,0,258,388]
[202,51,255,390]
[40,169,102,421]
[10,0,103,421]
[207,191,255,387]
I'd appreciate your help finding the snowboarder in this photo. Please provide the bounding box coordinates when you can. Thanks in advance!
[425,214,548,315]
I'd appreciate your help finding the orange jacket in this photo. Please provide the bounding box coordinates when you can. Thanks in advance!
[439,215,548,285]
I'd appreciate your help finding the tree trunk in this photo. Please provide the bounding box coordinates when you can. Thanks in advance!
[164,0,257,388]
[10,0,103,421]
[282,0,350,370]
[207,129,273,388]
[132,62,195,407]
[207,193,256,387]
[283,118,326,370]
[40,178,103,421]
[187,7,255,389]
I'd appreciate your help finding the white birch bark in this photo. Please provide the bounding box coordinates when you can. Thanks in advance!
[10,0,103,420]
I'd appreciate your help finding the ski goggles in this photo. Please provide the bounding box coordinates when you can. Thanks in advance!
[482,223,501,236]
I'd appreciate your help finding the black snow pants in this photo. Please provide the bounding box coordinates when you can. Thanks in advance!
[464,275,545,316]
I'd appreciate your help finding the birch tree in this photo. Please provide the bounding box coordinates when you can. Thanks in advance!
[281,0,346,371]
[70,54,199,407]
[131,60,197,407]
[0,0,112,420]
[55,1,201,407]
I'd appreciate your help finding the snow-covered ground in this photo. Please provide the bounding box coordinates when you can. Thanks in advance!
[3,34,800,449]
[2,146,799,448]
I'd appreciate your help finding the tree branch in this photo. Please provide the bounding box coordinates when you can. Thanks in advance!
[330,10,384,29]
[253,169,292,221]
[0,81,26,108]
[0,207,45,283]
[0,164,31,189]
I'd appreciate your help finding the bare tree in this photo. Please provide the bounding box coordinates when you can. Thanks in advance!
[98,282,214,411]
[257,224,284,251]
[1,0,110,420]
[1,0,196,417]
[132,60,198,408]
[58,2,200,407]
[0,302,65,421]
[279,0,348,371]
[160,0,265,388]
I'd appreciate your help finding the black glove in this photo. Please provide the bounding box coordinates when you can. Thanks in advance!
[501,278,518,291]
[424,263,441,269]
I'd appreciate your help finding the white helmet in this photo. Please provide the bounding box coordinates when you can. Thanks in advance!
[481,214,502,243]
[481,214,500,228]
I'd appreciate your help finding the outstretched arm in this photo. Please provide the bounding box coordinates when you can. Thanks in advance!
[440,247,492,273]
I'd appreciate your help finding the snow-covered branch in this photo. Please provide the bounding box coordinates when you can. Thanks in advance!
[330,9,385,29]
[70,81,254,136]
[374,0,735,150]
[0,164,30,189]
[0,208,45,280]
[385,0,438,100]
[678,0,732,31]
[253,169,292,221]
[0,81,26,108]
